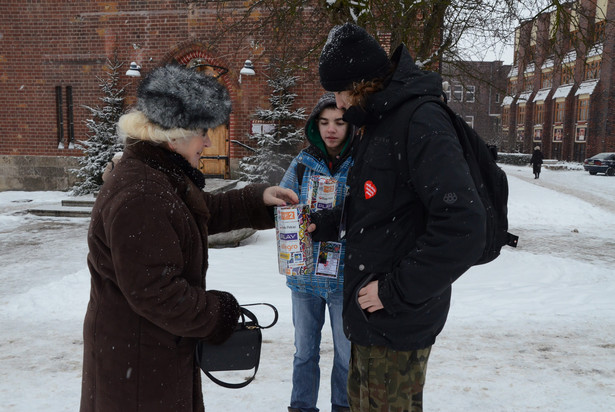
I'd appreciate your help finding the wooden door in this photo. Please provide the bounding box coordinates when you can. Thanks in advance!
[199,124,229,178]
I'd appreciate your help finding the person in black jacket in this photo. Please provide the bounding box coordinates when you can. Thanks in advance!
[530,145,545,179]
[311,23,487,412]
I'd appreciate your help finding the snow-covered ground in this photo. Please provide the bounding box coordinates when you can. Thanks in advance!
[0,164,614,411]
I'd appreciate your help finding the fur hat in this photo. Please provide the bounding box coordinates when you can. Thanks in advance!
[319,23,392,91]
[136,64,231,131]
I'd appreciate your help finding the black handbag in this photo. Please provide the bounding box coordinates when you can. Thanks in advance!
[196,303,278,389]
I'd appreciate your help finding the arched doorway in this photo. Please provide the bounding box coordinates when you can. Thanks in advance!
[176,53,231,178]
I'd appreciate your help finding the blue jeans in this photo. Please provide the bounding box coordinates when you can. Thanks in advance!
[290,290,351,412]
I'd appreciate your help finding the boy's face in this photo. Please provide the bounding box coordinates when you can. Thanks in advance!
[318,107,348,157]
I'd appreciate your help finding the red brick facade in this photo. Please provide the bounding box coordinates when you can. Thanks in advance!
[503,0,615,161]
[0,1,327,188]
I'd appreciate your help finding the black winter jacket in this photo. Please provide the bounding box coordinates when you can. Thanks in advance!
[313,45,486,350]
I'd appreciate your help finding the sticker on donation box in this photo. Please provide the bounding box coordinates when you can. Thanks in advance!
[307,176,337,211]
[275,205,313,276]
[316,241,342,278]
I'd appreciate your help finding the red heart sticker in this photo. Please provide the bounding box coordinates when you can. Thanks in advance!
[364,180,377,199]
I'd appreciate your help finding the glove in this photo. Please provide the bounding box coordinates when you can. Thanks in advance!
[204,290,241,345]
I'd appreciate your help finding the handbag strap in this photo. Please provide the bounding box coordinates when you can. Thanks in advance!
[241,303,278,329]
[203,363,260,389]
[200,303,278,389]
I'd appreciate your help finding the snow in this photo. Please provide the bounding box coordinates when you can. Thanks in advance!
[1,164,615,411]
[575,79,600,97]
[552,84,574,100]
[532,88,551,103]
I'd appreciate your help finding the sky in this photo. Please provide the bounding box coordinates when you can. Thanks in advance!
[0,163,614,411]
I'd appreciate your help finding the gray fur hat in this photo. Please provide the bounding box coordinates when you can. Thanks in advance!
[136,64,231,131]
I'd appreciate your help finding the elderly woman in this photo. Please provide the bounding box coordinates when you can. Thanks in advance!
[80,64,297,412]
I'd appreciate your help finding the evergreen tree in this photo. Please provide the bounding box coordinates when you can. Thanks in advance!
[72,56,125,195]
[239,66,306,184]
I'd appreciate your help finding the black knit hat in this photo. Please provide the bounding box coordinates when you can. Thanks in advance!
[136,64,232,130]
[319,23,392,92]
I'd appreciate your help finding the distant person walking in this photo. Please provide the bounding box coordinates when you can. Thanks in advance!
[530,146,544,179]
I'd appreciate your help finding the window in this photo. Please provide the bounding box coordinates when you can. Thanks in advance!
[465,86,475,103]
[585,60,601,80]
[561,65,575,84]
[495,93,501,103]
[554,101,565,124]
[502,107,510,129]
[452,84,463,101]
[508,79,517,95]
[517,104,526,126]
[524,74,535,91]
[464,115,474,128]
[534,103,544,125]
[594,20,606,43]
[541,71,553,89]
[577,98,589,122]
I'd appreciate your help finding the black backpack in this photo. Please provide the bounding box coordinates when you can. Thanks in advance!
[402,96,518,265]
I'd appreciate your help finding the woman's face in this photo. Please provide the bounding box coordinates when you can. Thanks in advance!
[334,91,353,110]
[318,107,348,157]
[170,131,211,168]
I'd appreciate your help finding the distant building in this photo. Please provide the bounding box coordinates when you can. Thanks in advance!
[502,0,614,161]
[441,61,511,149]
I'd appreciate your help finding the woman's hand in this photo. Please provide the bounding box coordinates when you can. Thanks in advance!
[263,186,299,207]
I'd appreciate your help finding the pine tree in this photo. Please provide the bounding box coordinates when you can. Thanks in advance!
[239,66,306,184]
[72,56,125,195]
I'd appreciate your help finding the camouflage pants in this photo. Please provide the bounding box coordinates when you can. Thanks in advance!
[347,344,432,412]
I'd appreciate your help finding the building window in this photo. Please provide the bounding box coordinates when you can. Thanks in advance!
[554,101,565,124]
[541,71,553,89]
[523,74,535,91]
[465,86,475,103]
[561,65,574,84]
[507,79,517,95]
[577,98,589,122]
[464,115,474,128]
[553,127,563,142]
[517,104,526,126]
[534,103,544,125]
[495,93,501,103]
[502,107,510,130]
[585,59,601,80]
[594,20,605,43]
[452,84,463,101]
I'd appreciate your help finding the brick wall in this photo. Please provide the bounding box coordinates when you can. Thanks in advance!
[0,1,327,189]
[505,0,615,161]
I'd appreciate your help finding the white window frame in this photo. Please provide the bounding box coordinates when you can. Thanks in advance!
[465,85,476,102]
[464,115,474,128]
[452,84,463,102]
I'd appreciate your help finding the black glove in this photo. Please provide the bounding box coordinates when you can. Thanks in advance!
[205,290,241,345]
[310,205,342,242]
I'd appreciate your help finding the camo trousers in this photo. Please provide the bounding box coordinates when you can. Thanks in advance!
[347,344,432,412]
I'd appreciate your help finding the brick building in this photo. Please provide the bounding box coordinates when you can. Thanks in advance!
[441,61,511,149]
[0,1,329,190]
[501,0,615,161]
